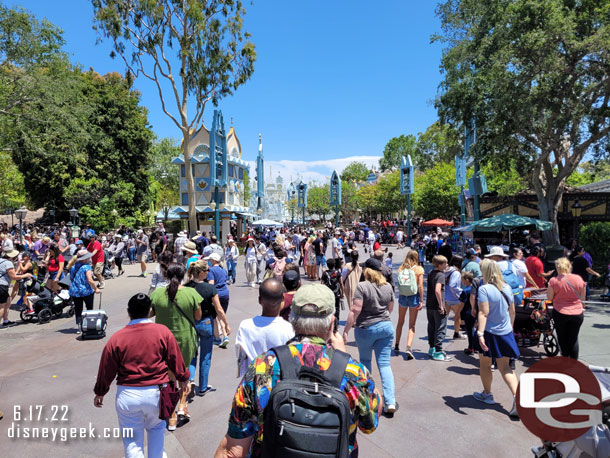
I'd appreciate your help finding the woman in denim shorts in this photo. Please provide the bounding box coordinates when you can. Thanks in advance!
[395,250,424,360]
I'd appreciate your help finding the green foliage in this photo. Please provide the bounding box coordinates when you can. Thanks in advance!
[243,170,250,205]
[412,162,460,220]
[0,151,26,209]
[340,181,360,222]
[307,185,331,221]
[434,0,610,243]
[149,137,180,209]
[579,222,610,279]
[380,135,416,172]
[482,162,528,196]
[341,161,370,182]
[414,122,462,171]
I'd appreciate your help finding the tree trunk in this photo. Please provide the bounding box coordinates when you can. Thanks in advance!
[182,130,198,236]
[533,174,562,246]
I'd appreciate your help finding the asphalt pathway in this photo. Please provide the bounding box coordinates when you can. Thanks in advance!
[1,243,608,457]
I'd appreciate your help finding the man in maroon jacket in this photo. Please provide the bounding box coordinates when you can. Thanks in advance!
[94,293,190,457]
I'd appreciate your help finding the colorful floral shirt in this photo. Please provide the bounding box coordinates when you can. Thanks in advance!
[227,336,380,457]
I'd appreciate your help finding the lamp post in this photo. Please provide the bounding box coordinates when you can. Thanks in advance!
[330,170,342,228]
[144,210,151,226]
[69,208,78,226]
[571,199,583,239]
[400,156,414,245]
[297,181,308,226]
[15,206,27,244]
[287,182,296,225]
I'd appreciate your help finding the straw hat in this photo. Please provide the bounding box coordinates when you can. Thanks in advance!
[182,241,198,254]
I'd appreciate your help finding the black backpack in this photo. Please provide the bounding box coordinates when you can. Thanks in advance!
[262,345,351,458]
[324,270,342,298]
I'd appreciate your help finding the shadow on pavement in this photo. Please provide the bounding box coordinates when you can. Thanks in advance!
[442,394,509,416]
[445,365,479,376]
[451,350,479,367]
[593,323,610,329]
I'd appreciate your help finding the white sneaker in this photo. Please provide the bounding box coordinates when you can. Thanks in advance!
[98,282,105,289]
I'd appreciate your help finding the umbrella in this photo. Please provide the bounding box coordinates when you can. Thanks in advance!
[453,213,553,242]
[422,218,454,227]
[251,219,284,228]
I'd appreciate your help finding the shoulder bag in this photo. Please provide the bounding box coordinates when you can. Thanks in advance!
[173,295,207,337]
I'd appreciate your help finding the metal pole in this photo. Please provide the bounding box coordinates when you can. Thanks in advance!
[214,186,220,238]
[460,185,466,226]
[302,207,305,225]
[335,206,339,227]
[474,162,481,221]
[407,194,412,245]
[19,216,23,244]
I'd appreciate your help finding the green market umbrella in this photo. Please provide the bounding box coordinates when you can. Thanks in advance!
[454,213,553,242]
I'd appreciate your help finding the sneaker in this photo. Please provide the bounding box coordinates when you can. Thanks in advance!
[509,397,519,419]
[219,336,230,349]
[213,337,222,346]
[473,391,496,405]
[405,349,414,360]
[428,347,436,358]
[432,351,452,361]
[25,309,35,315]
[139,272,147,277]
[2,320,15,327]
[453,332,466,340]
[384,402,398,415]
[167,417,177,431]
[509,358,516,371]
[187,384,196,400]
[98,282,105,289]
[491,362,497,372]
[464,348,474,355]
[197,386,216,397]
[393,344,399,353]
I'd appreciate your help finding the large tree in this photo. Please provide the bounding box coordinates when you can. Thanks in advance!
[379,134,416,171]
[341,161,370,182]
[435,0,610,244]
[412,162,461,220]
[92,0,256,235]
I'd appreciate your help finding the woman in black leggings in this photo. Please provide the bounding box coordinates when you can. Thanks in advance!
[546,257,586,359]
[68,250,100,333]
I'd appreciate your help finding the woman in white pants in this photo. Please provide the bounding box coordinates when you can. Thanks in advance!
[94,294,190,458]
[244,237,258,287]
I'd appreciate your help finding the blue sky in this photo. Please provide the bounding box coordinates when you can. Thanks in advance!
[14,0,445,183]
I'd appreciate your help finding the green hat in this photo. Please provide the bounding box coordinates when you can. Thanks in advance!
[292,284,335,317]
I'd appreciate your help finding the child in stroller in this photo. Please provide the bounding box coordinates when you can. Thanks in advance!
[23,280,52,315]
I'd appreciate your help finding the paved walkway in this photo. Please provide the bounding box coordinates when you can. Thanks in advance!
[1,244,608,457]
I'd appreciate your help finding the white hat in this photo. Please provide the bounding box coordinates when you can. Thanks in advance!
[485,246,508,258]
[178,231,185,237]
[206,252,221,262]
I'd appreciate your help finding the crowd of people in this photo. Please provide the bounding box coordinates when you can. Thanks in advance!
[2,217,602,457]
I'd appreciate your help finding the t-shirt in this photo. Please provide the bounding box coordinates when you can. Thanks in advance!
[426,269,445,310]
[331,237,341,257]
[87,240,105,265]
[571,256,590,283]
[235,316,295,377]
[548,274,585,315]
[0,258,14,287]
[245,246,257,263]
[477,283,514,335]
[186,280,218,318]
[207,265,229,298]
[137,235,149,254]
[525,256,546,288]
[312,238,323,256]
[353,281,394,328]
[47,255,65,272]
[463,260,482,278]
[509,259,529,287]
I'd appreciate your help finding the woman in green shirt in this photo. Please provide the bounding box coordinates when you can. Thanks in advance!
[150,263,202,430]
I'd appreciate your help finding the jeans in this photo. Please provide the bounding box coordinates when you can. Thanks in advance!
[128,246,136,262]
[189,317,214,390]
[256,258,266,283]
[354,320,395,406]
[552,309,584,359]
[426,307,448,352]
[226,260,237,282]
[115,385,167,458]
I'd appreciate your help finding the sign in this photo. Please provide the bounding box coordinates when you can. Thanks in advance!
[455,155,467,187]
[468,173,488,196]
[208,110,228,188]
[297,181,308,208]
[400,155,414,195]
[330,170,342,206]
[517,357,602,442]
[464,120,476,156]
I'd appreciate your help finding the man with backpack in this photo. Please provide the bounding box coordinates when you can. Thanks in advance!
[214,284,381,458]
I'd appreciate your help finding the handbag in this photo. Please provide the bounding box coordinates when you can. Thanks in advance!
[158,381,181,420]
[173,300,207,337]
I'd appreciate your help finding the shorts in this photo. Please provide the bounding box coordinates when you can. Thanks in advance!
[93,262,104,276]
[315,255,326,266]
[398,294,420,308]
[136,252,146,262]
[0,285,9,303]
[445,300,462,307]
[48,271,65,281]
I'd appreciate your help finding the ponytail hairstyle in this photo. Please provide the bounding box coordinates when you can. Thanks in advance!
[166,263,185,303]
[350,249,359,268]
[399,249,418,271]
[187,260,209,281]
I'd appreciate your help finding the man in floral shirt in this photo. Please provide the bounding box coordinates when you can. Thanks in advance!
[214,284,381,458]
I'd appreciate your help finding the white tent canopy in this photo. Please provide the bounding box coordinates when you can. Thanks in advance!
[251,219,284,228]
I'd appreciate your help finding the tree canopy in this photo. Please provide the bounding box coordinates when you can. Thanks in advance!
[379,134,416,172]
[434,0,610,243]
[341,161,370,182]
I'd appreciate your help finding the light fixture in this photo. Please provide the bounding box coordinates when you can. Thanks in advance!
[69,208,78,219]
[571,199,582,218]
[209,202,216,210]
[219,203,225,210]
[15,206,28,220]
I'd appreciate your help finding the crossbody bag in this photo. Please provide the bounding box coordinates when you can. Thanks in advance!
[173,299,209,337]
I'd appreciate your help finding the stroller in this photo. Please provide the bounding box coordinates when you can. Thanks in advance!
[513,295,559,357]
[101,249,115,280]
[532,366,610,457]
[20,276,74,323]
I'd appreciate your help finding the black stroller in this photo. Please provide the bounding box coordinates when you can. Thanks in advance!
[513,295,559,357]
[19,277,74,323]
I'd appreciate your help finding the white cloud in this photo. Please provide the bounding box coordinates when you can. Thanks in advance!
[246,155,381,187]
